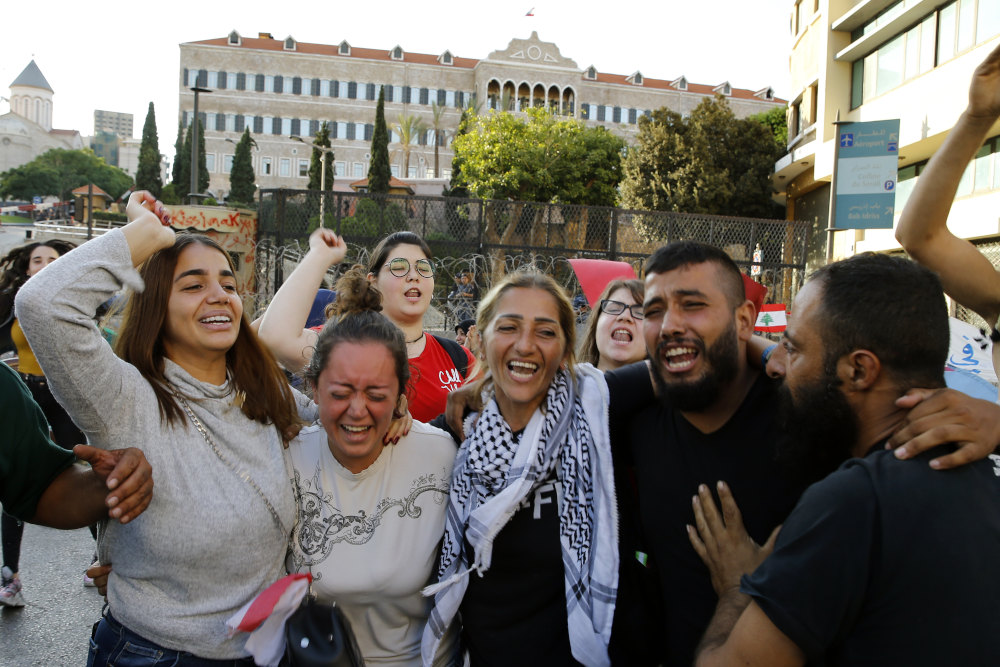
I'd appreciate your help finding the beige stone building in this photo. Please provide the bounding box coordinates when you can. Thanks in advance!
[179,31,785,201]
[775,0,1000,265]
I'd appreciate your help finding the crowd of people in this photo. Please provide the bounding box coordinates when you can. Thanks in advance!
[3,41,1000,667]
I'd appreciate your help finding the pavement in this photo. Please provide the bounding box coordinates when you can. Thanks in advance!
[0,523,104,665]
[2,222,107,663]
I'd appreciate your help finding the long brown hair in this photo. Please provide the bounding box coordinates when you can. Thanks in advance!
[577,278,644,367]
[115,234,301,444]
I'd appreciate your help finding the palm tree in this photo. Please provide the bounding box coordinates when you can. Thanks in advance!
[430,102,448,179]
[393,113,427,178]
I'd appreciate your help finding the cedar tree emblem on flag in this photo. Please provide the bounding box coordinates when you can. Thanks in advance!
[755,304,787,333]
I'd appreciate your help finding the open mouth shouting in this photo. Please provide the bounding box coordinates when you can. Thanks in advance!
[610,327,634,345]
[659,340,703,374]
[507,359,540,379]
[404,287,422,302]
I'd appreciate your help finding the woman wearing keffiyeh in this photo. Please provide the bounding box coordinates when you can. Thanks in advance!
[421,272,618,667]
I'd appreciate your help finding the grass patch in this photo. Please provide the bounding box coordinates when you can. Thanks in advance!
[1,214,33,224]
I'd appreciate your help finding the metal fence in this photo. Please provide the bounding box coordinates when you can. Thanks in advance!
[252,188,811,330]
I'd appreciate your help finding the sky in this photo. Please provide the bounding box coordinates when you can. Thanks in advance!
[4,0,792,151]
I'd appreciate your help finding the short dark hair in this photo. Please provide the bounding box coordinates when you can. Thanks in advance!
[456,318,476,335]
[644,241,745,308]
[809,253,947,388]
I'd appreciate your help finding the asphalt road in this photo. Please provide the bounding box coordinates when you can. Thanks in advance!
[0,522,103,665]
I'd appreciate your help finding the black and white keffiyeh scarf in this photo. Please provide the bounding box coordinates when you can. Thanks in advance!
[421,363,618,667]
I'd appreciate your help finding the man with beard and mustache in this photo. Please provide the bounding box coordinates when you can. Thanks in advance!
[605,241,810,667]
[689,253,1000,666]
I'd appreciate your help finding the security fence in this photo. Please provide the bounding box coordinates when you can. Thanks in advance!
[252,188,811,330]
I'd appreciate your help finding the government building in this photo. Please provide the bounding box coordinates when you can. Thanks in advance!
[178,31,784,200]
[775,0,1000,270]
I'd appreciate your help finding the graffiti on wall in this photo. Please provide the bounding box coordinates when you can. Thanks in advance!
[170,207,258,294]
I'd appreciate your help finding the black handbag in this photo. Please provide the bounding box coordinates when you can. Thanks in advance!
[281,596,365,667]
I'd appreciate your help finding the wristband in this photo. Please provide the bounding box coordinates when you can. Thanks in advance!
[762,343,778,369]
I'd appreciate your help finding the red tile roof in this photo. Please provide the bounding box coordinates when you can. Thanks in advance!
[192,36,479,69]
[190,35,785,104]
[348,176,415,193]
[71,184,112,198]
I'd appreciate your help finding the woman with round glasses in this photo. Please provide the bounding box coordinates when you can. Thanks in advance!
[258,229,474,422]
[578,279,647,371]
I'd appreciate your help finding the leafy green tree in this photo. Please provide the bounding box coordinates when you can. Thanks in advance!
[368,86,391,194]
[393,113,427,178]
[229,128,257,205]
[307,122,334,191]
[171,120,185,185]
[135,102,163,198]
[619,95,783,218]
[451,106,625,206]
[0,148,132,201]
[750,105,789,152]
[443,106,475,198]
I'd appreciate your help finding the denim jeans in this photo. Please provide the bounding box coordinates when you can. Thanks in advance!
[87,612,256,667]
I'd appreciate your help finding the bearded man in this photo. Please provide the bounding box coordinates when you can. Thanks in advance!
[690,252,1000,666]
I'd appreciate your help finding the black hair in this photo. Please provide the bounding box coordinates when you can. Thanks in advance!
[809,253,947,389]
[304,265,410,398]
[456,318,476,335]
[644,241,745,308]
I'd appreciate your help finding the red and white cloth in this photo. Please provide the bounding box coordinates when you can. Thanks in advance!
[226,573,312,667]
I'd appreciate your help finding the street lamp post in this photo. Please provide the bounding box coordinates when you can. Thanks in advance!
[291,135,335,228]
[189,86,212,205]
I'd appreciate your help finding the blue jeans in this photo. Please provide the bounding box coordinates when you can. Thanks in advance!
[87,612,256,667]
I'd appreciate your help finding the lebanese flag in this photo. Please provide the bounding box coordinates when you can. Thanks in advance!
[755,304,787,332]
[226,573,312,666]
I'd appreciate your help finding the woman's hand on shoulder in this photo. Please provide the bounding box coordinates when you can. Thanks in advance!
[307,228,347,268]
[122,191,175,266]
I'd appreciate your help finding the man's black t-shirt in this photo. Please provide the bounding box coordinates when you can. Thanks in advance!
[607,369,806,666]
[743,445,1000,665]
[460,472,581,667]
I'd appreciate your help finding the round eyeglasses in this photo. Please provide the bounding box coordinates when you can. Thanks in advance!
[600,299,644,320]
[384,257,435,279]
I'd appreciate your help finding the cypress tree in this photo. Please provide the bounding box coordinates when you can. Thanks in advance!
[368,87,391,194]
[172,119,185,185]
[135,102,163,197]
[196,119,209,194]
[308,122,334,191]
[229,128,257,205]
[178,123,192,197]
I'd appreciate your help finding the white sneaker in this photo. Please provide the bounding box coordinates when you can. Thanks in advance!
[0,566,24,607]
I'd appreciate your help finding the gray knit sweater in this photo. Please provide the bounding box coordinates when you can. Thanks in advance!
[16,229,300,659]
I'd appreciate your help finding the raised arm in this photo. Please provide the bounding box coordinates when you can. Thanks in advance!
[895,42,1000,324]
[257,228,346,372]
[15,191,175,436]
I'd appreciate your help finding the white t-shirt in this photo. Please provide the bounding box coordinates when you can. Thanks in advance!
[286,420,458,666]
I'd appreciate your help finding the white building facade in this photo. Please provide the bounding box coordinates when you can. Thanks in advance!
[775,0,1000,264]
[179,31,785,201]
